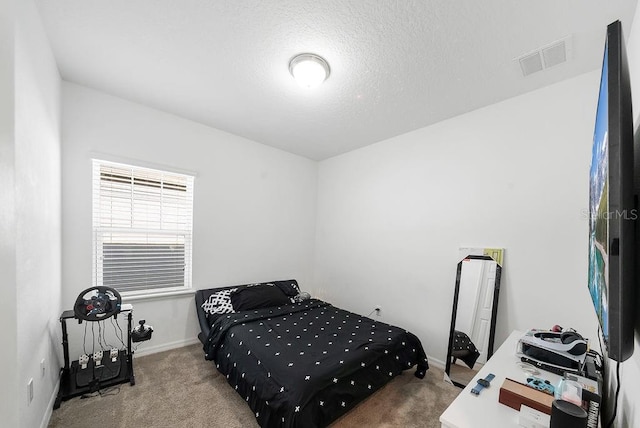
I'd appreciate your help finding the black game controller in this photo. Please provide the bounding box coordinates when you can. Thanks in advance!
[131,319,153,343]
[526,376,555,395]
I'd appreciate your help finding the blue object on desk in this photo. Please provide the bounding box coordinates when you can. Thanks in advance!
[471,373,495,395]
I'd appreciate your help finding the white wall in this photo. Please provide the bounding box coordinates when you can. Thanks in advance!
[0,1,18,426]
[26,6,638,428]
[61,82,318,358]
[314,71,601,367]
[13,1,62,427]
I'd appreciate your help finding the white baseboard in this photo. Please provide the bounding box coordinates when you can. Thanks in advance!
[427,355,446,370]
[41,379,60,428]
[132,337,200,358]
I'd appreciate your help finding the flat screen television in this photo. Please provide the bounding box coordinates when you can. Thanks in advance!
[588,20,635,362]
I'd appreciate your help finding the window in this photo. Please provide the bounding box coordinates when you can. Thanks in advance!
[92,160,194,296]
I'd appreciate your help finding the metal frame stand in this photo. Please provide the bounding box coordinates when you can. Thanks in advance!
[54,307,135,409]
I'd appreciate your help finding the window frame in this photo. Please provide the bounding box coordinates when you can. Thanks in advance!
[91,159,195,298]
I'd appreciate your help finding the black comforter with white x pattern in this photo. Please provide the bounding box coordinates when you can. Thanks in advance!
[204,299,428,428]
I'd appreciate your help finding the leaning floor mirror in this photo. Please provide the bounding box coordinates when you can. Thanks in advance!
[444,247,504,388]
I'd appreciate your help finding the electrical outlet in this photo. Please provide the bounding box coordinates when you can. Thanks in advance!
[40,359,45,378]
[27,378,33,405]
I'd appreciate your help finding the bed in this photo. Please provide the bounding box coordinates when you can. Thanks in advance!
[195,280,429,428]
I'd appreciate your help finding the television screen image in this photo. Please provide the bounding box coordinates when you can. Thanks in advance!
[588,60,609,347]
[587,20,635,363]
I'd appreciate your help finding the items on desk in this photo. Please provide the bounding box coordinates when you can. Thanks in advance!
[516,327,601,428]
[562,373,601,428]
[555,379,582,406]
[501,377,591,428]
[516,329,588,373]
[510,373,599,428]
[519,405,550,428]
[516,361,540,376]
[509,362,600,428]
[525,376,555,395]
[499,378,554,415]
[550,399,588,428]
[470,373,495,396]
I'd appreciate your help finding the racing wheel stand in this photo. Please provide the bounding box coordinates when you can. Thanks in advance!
[54,291,135,409]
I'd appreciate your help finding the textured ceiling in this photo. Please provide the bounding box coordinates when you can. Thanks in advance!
[36,0,637,160]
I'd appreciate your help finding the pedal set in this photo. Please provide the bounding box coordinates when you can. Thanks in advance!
[79,354,89,369]
[93,350,103,366]
[79,349,120,369]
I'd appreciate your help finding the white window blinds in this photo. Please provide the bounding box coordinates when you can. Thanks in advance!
[92,160,194,294]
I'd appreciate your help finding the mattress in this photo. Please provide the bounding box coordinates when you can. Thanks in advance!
[197,292,428,428]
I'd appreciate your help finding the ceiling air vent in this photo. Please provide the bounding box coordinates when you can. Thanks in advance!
[519,52,543,76]
[516,36,572,77]
[541,40,567,68]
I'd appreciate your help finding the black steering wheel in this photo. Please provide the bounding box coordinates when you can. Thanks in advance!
[74,286,122,321]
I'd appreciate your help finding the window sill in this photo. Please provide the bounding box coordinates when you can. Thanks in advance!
[121,288,196,303]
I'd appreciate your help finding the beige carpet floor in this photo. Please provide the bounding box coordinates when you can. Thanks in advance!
[49,344,461,428]
[449,361,482,386]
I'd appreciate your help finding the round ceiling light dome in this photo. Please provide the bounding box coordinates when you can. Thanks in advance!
[289,53,330,89]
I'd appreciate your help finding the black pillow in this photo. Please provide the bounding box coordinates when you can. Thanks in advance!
[230,283,291,311]
[274,280,301,297]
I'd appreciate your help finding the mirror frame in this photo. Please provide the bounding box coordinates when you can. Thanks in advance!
[445,254,502,388]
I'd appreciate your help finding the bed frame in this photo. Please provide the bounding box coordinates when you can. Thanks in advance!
[195,280,428,428]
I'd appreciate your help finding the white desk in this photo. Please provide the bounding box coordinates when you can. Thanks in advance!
[440,330,563,428]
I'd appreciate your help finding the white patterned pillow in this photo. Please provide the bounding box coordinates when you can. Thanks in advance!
[201,288,237,315]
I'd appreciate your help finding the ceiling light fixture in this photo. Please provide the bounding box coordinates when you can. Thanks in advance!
[289,53,330,89]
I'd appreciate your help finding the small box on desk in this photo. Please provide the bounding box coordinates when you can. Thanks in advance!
[499,378,554,415]
[519,405,551,428]
[564,372,601,428]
